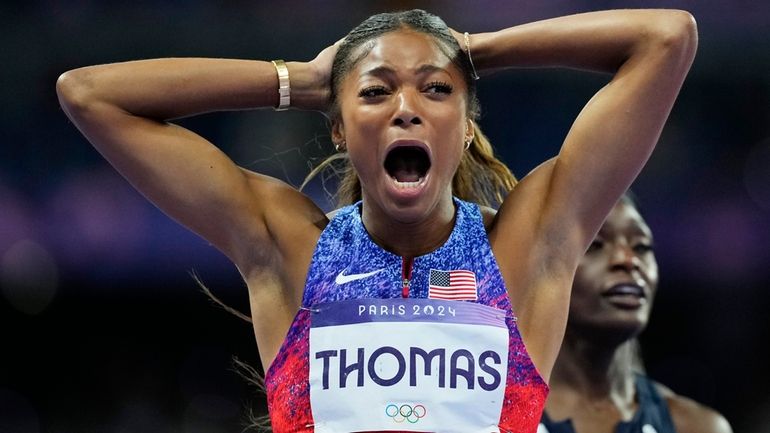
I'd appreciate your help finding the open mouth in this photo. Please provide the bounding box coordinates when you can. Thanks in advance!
[384,146,431,187]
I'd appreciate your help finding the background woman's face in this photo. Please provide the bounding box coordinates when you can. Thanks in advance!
[568,201,659,341]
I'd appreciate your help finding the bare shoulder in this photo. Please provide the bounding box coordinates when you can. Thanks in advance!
[241,169,327,227]
[654,383,734,433]
[490,158,556,232]
[479,204,497,230]
[490,157,567,271]
[238,168,327,272]
[326,207,342,220]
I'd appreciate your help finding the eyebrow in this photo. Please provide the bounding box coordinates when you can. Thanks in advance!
[361,64,450,79]
[597,224,654,240]
[631,225,654,240]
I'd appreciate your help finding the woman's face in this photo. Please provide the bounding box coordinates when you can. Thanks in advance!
[568,201,659,341]
[332,29,472,223]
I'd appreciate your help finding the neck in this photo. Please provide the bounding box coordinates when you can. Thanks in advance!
[549,331,638,404]
[360,196,456,258]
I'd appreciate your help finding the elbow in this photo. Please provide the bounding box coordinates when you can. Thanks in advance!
[56,67,99,117]
[654,10,699,61]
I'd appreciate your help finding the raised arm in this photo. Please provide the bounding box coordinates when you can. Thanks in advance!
[476,10,698,379]
[56,54,334,272]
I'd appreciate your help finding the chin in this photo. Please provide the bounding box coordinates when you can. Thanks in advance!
[572,316,648,346]
[605,318,649,345]
[376,183,451,223]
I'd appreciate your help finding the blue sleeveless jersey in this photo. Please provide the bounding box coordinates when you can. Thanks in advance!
[539,374,677,433]
[265,198,548,432]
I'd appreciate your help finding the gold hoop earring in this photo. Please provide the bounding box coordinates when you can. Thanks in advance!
[464,139,472,151]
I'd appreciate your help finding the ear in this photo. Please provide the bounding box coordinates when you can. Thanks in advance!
[331,121,345,146]
[464,118,475,143]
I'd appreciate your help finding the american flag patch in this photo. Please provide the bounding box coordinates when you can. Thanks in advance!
[428,269,478,301]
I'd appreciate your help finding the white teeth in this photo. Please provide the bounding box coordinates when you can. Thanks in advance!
[391,177,424,189]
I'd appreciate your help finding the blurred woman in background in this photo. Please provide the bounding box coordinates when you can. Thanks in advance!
[539,194,732,433]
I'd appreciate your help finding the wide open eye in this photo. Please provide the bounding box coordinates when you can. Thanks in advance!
[384,146,431,182]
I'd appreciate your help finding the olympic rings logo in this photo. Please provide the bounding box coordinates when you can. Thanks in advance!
[385,403,427,424]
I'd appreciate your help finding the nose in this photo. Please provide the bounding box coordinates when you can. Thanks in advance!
[392,90,422,127]
[609,243,641,272]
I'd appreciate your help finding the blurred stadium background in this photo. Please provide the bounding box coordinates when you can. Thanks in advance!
[1,1,769,432]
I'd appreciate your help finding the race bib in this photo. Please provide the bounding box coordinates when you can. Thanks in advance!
[309,298,509,433]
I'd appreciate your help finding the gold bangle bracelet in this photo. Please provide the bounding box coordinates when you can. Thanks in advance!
[271,60,290,111]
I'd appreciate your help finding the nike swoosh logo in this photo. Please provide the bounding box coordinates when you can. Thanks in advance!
[335,269,385,285]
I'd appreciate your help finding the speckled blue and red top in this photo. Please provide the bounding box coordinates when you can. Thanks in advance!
[264,198,548,432]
